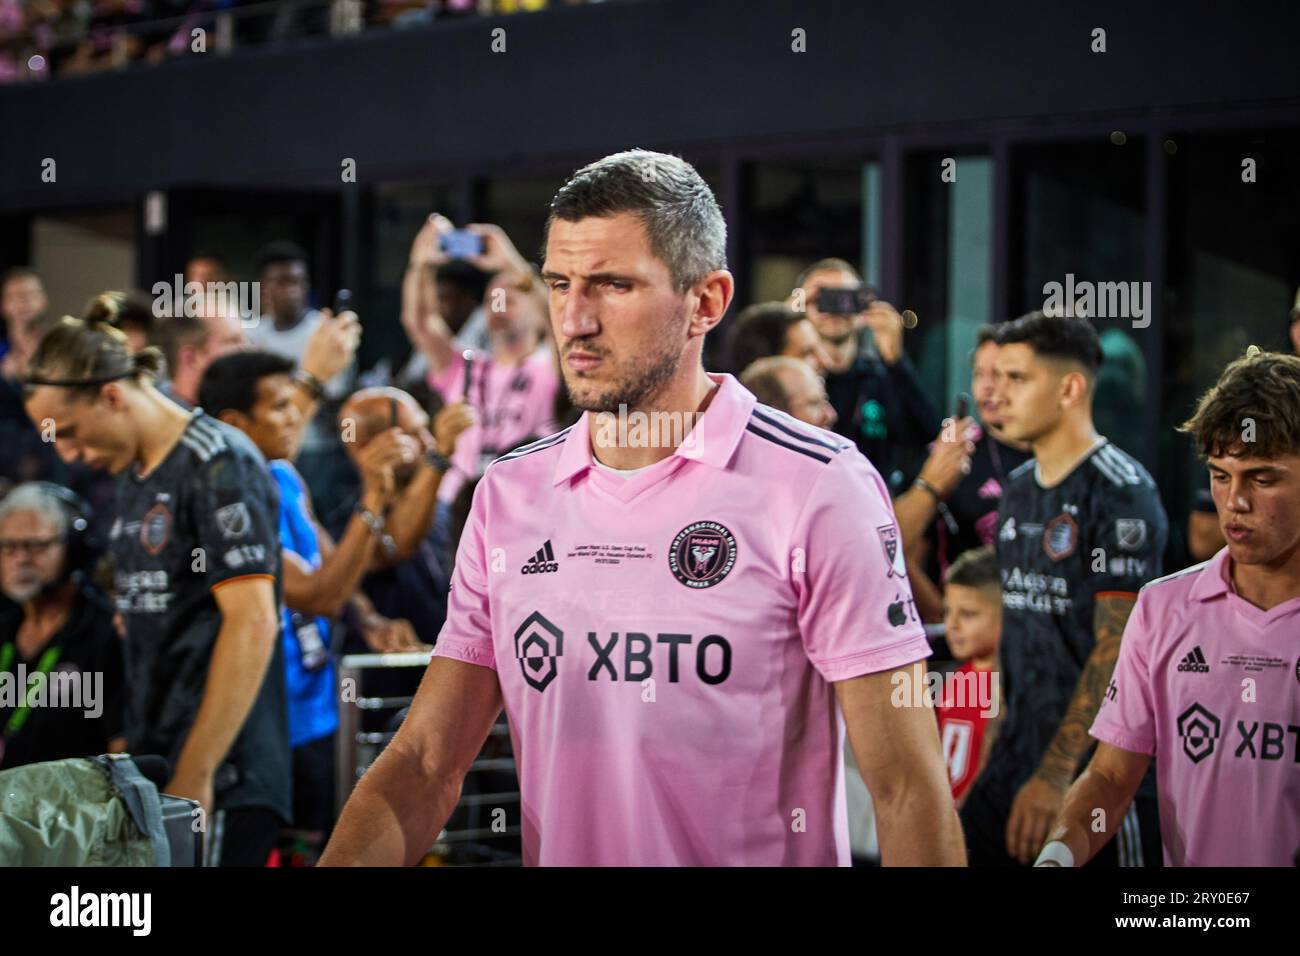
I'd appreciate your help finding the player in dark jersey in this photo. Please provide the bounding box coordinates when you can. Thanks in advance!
[960,312,1168,866]
[23,314,288,867]
[894,326,1034,621]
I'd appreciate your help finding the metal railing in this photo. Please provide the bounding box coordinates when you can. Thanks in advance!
[336,649,522,866]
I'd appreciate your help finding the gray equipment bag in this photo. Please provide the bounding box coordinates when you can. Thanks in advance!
[0,754,201,866]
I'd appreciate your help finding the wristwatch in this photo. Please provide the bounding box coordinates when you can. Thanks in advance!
[356,505,386,536]
[425,449,453,473]
[357,505,399,559]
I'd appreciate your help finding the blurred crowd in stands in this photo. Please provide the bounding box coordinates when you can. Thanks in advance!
[0,0,605,83]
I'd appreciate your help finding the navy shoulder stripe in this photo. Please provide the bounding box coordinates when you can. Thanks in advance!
[490,426,574,466]
[744,423,832,464]
[751,407,848,453]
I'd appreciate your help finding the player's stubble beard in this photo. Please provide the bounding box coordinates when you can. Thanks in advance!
[564,301,689,414]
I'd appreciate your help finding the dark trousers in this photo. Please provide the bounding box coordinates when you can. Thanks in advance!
[208,807,281,867]
[961,779,1163,867]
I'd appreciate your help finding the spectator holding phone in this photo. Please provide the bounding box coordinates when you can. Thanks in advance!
[794,258,939,496]
[403,214,559,507]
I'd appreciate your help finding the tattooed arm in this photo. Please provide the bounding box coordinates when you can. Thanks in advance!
[1003,591,1137,863]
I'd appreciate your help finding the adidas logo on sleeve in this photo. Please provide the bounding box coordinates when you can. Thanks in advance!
[1176,645,1210,673]
[521,540,559,574]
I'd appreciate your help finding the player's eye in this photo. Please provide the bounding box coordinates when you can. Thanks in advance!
[1210,472,1229,483]
[548,281,569,293]
[603,279,631,291]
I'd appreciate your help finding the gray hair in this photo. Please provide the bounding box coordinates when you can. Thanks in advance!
[0,483,69,537]
[545,149,728,292]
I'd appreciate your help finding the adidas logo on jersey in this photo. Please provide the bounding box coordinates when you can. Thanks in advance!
[522,540,559,574]
[1177,646,1210,673]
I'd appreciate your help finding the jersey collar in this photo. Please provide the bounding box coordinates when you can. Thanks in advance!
[552,372,755,486]
[1190,548,1234,602]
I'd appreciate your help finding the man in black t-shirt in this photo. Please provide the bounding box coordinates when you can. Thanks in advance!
[794,258,939,495]
[23,315,288,867]
[960,313,1168,867]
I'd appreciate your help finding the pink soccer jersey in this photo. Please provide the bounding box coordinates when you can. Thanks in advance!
[432,372,931,866]
[427,345,560,504]
[1090,548,1300,866]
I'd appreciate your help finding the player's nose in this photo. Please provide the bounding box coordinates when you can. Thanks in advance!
[558,294,599,339]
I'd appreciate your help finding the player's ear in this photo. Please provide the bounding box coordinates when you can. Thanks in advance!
[215,408,248,430]
[1059,369,1089,408]
[100,381,129,411]
[687,270,734,337]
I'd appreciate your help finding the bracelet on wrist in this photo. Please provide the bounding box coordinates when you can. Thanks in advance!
[913,476,943,502]
[355,505,386,537]
[293,368,326,402]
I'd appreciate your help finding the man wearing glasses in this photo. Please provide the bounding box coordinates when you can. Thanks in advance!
[0,482,124,770]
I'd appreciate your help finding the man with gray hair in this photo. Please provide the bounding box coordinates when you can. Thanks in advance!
[0,482,123,770]
[322,149,964,867]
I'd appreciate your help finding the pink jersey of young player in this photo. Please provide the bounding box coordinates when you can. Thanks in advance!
[432,372,931,865]
[1090,548,1300,866]
[428,346,560,504]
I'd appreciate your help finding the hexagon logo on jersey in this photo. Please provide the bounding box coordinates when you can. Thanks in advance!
[668,521,737,589]
[1176,702,1221,764]
[514,611,563,692]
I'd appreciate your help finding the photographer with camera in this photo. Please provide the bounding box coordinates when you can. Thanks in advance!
[794,258,939,496]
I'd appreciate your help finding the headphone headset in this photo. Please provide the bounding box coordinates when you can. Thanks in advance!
[28,482,95,586]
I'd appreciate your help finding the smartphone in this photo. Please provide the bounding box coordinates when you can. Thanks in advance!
[954,391,971,419]
[815,285,876,315]
[461,349,477,403]
[440,230,485,260]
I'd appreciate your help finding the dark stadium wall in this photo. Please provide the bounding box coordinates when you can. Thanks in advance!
[1,0,1299,209]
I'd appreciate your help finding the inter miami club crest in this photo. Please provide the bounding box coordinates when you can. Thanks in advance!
[140,503,172,555]
[668,521,737,589]
[877,524,907,578]
[1042,513,1078,561]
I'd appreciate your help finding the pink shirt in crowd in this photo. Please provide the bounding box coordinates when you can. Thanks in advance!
[428,345,560,504]
[1090,548,1300,866]
[432,373,931,865]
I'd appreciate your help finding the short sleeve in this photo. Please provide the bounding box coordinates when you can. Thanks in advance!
[1084,479,1168,596]
[432,477,496,670]
[428,349,468,404]
[191,448,281,590]
[1089,591,1157,755]
[792,451,932,681]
